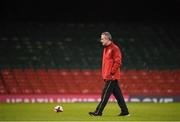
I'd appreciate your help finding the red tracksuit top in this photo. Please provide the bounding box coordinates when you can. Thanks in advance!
[102,42,122,80]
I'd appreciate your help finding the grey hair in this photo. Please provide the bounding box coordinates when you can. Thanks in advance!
[101,32,112,40]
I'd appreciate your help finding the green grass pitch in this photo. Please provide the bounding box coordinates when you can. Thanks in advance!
[0,102,180,122]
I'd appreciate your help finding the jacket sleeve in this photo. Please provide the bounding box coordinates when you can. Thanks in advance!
[110,46,122,75]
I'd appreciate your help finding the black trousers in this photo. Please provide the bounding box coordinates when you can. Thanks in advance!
[95,80,129,114]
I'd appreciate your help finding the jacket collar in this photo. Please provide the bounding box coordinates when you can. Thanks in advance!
[105,42,113,48]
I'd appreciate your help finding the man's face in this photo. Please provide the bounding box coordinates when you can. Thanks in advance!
[100,34,110,46]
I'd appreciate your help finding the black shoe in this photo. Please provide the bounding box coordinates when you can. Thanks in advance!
[118,112,130,116]
[89,112,102,116]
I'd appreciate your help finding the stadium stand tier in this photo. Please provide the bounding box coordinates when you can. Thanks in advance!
[0,22,180,97]
[0,69,180,96]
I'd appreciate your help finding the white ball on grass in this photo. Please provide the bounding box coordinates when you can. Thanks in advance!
[54,105,63,112]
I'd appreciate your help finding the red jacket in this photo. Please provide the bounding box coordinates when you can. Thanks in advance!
[102,42,122,80]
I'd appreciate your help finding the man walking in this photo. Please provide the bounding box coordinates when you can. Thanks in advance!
[89,32,129,116]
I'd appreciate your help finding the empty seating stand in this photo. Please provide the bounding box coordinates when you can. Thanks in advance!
[0,69,180,96]
[0,22,179,98]
[0,22,179,70]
